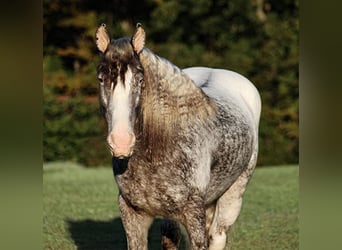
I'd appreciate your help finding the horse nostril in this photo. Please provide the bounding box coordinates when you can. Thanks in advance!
[107,134,115,148]
[106,135,115,155]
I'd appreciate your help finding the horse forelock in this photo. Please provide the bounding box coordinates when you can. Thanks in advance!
[105,38,134,62]
[97,38,142,88]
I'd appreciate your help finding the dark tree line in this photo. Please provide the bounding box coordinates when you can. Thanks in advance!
[44,0,298,166]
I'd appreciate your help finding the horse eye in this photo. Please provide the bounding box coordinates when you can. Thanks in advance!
[98,77,104,83]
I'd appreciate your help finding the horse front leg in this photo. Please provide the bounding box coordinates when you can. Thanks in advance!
[118,195,153,250]
[181,195,207,250]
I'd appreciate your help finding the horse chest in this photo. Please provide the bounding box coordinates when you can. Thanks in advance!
[114,162,191,215]
[114,169,150,208]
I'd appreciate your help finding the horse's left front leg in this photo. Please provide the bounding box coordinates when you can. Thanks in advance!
[118,195,153,250]
[181,195,207,250]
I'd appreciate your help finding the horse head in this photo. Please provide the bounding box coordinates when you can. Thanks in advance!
[95,23,146,158]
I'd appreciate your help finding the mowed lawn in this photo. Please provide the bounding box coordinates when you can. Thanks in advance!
[43,162,298,250]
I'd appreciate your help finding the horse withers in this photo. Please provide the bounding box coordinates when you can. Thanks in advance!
[95,23,261,250]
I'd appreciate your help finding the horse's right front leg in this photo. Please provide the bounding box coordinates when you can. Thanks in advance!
[118,195,153,250]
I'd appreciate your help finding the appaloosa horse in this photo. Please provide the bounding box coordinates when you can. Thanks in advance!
[95,23,261,250]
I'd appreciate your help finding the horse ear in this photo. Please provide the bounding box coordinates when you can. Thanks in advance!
[132,23,145,54]
[95,23,110,53]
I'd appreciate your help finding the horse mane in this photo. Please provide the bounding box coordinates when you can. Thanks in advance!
[135,48,217,159]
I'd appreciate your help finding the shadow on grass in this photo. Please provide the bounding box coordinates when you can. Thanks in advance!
[67,217,187,250]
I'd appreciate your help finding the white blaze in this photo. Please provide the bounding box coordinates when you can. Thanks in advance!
[111,67,133,133]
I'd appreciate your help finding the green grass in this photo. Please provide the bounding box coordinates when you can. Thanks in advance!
[43,162,298,249]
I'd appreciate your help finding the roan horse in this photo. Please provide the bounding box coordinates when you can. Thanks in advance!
[95,23,261,250]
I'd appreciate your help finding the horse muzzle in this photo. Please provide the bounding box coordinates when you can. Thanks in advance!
[107,131,136,158]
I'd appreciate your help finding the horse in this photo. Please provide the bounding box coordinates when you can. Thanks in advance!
[95,23,261,250]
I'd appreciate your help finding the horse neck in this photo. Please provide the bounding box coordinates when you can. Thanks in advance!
[139,48,215,113]
[139,49,195,96]
[135,49,216,158]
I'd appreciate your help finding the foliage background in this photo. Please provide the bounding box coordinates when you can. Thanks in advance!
[43,0,298,166]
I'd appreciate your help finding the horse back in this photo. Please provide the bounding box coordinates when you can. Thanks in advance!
[183,67,261,128]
